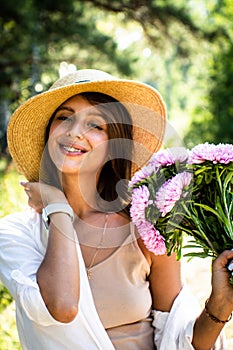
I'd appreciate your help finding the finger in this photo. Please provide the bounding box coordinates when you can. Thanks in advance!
[20,184,33,201]
[28,200,36,210]
[213,250,233,272]
[217,250,233,261]
[20,181,29,187]
[21,186,31,196]
[20,181,31,191]
[28,199,43,213]
[227,251,233,273]
[228,248,233,271]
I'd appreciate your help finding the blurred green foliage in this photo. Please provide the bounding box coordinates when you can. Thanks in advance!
[0,159,26,349]
[1,0,233,154]
[184,0,233,147]
[0,159,27,217]
[0,0,233,348]
[0,283,13,313]
[0,297,21,350]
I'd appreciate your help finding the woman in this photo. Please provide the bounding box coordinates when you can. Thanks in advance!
[0,69,232,350]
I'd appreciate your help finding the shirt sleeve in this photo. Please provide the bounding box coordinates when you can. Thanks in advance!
[0,210,75,326]
[152,286,227,350]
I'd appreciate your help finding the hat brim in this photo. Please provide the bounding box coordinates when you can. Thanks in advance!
[7,79,166,181]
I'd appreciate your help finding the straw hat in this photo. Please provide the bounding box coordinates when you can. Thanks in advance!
[7,69,166,181]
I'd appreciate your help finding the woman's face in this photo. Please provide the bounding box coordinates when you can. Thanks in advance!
[48,95,109,177]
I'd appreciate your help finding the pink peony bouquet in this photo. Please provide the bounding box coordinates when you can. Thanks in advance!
[129,143,233,265]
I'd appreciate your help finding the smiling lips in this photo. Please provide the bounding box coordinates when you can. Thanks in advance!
[61,143,87,155]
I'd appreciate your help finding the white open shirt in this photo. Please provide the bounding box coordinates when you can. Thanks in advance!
[0,209,226,349]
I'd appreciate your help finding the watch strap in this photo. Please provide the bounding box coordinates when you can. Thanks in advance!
[42,203,74,229]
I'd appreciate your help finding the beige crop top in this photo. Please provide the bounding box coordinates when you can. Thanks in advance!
[83,223,155,349]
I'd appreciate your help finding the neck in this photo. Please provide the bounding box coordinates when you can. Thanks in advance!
[61,173,100,217]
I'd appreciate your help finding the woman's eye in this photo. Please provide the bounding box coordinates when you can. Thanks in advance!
[56,115,73,122]
[88,122,104,130]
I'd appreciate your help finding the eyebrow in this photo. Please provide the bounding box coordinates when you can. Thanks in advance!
[55,105,106,119]
[55,106,74,113]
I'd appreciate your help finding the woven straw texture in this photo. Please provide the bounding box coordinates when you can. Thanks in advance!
[7,69,166,181]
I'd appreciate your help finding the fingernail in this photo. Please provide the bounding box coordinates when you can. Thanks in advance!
[228,261,233,271]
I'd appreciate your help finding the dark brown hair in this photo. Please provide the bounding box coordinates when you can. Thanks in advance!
[40,92,133,215]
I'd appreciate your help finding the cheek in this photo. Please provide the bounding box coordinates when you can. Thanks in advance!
[92,141,109,157]
[87,131,108,147]
[90,127,108,139]
[47,130,63,166]
[89,138,109,163]
[49,122,63,137]
[47,128,57,154]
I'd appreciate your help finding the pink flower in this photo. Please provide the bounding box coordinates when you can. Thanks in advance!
[189,143,216,163]
[155,172,193,217]
[130,186,152,225]
[149,147,188,167]
[214,143,233,164]
[189,142,233,164]
[129,165,154,187]
[129,142,233,259]
[137,220,166,255]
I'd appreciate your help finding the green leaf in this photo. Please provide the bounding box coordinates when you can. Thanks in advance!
[194,203,224,222]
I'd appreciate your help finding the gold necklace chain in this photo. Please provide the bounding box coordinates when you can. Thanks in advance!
[86,214,108,279]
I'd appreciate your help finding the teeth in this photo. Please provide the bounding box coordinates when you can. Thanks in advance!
[63,145,83,153]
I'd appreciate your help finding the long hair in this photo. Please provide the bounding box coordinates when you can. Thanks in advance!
[40,92,133,216]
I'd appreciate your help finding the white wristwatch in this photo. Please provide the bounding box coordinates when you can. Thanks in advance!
[42,203,74,229]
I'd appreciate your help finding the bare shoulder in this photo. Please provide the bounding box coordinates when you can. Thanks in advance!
[131,226,182,311]
[133,225,180,265]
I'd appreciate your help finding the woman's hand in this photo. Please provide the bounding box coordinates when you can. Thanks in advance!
[20,181,67,213]
[192,250,233,350]
[208,250,233,315]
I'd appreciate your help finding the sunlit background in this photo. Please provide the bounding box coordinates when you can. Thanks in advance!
[1,0,233,348]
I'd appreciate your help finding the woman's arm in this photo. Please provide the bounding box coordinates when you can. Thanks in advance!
[21,182,80,323]
[148,249,183,312]
[191,250,233,350]
[37,212,80,323]
[144,237,233,350]
[149,248,233,350]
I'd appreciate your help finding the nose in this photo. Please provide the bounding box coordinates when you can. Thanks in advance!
[66,120,84,139]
